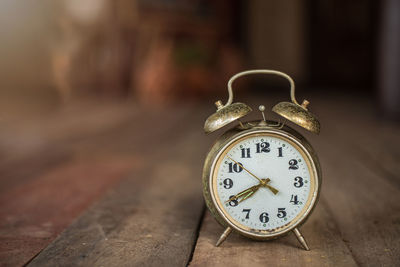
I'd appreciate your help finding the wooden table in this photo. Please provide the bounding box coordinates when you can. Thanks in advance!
[0,95,399,266]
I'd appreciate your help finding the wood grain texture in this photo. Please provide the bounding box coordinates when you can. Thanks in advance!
[2,95,399,266]
[28,107,211,266]
[0,157,137,267]
[310,96,400,266]
[0,103,140,266]
[0,102,199,266]
[190,205,357,267]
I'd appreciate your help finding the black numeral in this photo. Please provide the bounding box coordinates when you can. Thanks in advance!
[228,162,243,173]
[241,148,251,158]
[259,212,269,223]
[223,178,233,189]
[289,159,299,170]
[242,209,251,219]
[278,147,283,157]
[256,142,270,153]
[277,208,287,218]
[294,176,303,188]
[228,195,238,207]
[290,195,299,205]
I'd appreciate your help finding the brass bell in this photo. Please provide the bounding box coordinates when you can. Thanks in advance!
[272,100,320,134]
[204,69,320,134]
[204,101,252,134]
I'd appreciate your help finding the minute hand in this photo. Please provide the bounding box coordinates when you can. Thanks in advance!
[227,156,279,195]
[227,156,263,183]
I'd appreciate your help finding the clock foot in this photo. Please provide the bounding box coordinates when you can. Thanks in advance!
[216,227,232,247]
[293,228,310,251]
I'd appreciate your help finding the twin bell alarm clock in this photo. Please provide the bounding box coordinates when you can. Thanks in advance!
[202,69,321,250]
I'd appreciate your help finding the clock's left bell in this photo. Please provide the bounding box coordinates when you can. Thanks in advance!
[204,101,252,134]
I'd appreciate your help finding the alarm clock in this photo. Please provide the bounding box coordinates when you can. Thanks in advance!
[202,70,321,250]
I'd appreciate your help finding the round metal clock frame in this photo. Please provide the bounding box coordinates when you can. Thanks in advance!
[202,69,322,250]
[202,124,322,248]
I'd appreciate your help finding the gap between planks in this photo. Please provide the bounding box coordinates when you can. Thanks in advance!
[28,105,211,266]
[0,103,200,266]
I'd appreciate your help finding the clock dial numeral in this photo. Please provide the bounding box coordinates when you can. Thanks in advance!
[241,148,251,158]
[278,147,283,157]
[290,194,299,205]
[289,159,299,170]
[294,176,304,188]
[277,208,287,218]
[228,195,238,207]
[259,212,269,223]
[256,142,270,153]
[228,162,243,173]
[223,178,233,189]
[242,209,251,219]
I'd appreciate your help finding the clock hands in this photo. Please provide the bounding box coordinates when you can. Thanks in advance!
[227,156,262,183]
[226,156,279,195]
[225,183,263,204]
[262,181,279,195]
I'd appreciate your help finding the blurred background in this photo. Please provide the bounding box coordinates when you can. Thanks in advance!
[1,1,400,265]
[0,0,399,118]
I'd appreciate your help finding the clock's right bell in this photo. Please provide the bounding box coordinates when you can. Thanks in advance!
[272,100,320,134]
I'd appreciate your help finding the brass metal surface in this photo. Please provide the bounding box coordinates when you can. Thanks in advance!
[293,228,310,251]
[225,70,298,106]
[202,122,322,241]
[273,101,321,134]
[204,102,252,133]
[226,183,262,204]
[202,69,322,248]
[216,227,232,247]
[221,69,321,134]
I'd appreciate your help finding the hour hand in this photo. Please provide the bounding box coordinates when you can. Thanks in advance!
[260,178,279,195]
[226,184,261,204]
[264,184,279,195]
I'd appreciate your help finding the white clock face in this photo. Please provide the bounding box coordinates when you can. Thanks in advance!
[211,131,317,236]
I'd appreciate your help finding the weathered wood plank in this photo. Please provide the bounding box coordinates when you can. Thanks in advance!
[0,102,135,194]
[0,157,137,267]
[190,198,357,266]
[310,94,400,187]
[3,95,399,266]
[0,103,141,267]
[308,96,400,266]
[314,141,400,266]
[0,103,197,266]
[28,108,211,266]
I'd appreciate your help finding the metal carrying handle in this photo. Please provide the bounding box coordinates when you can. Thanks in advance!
[225,69,299,107]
